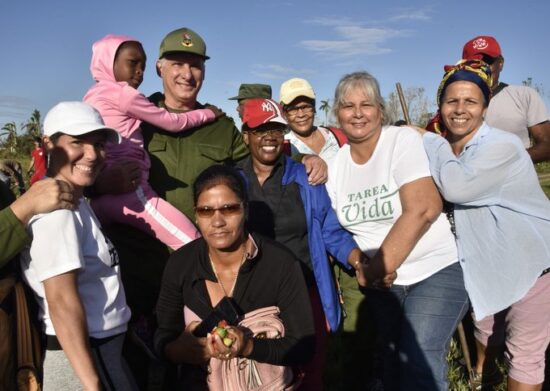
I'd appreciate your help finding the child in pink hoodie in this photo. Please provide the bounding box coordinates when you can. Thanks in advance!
[84,34,215,249]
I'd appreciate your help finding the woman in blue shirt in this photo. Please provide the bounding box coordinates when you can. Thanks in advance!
[418,59,550,391]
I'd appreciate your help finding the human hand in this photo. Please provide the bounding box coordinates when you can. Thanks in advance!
[181,321,220,363]
[10,178,75,224]
[204,104,226,119]
[207,328,234,361]
[224,326,252,359]
[364,271,398,290]
[94,160,141,195]
[302,154,328,185]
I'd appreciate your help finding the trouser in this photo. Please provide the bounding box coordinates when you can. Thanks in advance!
[474,271,550,385]
[299,285,328,391]
[42,333,138,391]
[92,182,199,250]
[365,262,469,391]
[325,264,380,390]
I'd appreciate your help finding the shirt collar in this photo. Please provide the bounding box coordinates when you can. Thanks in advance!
[241,154,286,185]
[461,121,490,154]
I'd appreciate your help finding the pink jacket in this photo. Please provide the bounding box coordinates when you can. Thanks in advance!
[83,34,215,172]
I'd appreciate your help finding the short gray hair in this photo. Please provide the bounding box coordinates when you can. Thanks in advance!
[332,71,390,126]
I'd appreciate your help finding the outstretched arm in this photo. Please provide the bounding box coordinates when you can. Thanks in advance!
[10,178,75,225]
[364,177,442,281]
[124,89,216,132]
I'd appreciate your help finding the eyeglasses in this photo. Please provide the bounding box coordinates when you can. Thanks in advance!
[195,203,243,218]
[245,128,285,138]
[285,104,314,117]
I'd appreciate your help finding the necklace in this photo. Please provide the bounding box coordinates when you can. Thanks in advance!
[209,249,247,297]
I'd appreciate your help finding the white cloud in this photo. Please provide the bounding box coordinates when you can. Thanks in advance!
[251,64,315,80]
[0,96,37,124]
[304,16,358,27]
[300,8,431,59]
[300,24,405,57]
[389,10,431,22]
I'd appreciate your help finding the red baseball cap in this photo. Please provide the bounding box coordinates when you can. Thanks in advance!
[242,99,287,129]
[462,35,502,60]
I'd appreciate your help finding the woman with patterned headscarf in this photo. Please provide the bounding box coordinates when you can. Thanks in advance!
[416,59,550,391]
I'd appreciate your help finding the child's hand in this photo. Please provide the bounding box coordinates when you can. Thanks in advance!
[205,104,225,119]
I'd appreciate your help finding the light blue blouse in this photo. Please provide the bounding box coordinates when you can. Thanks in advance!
[423,123,550,319]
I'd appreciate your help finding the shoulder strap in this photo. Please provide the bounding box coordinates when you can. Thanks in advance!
[15,282,41,390]
[327,127,348,146]
[492,82,508,97]
[283,140,292,156]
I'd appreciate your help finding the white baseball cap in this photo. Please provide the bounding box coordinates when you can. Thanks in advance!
[43,101,120,144]
[279,78,316,105]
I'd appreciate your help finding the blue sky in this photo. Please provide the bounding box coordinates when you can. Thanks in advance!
[2,0,549,129]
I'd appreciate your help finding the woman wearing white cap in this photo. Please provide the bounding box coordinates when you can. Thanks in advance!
[19,102,136,390]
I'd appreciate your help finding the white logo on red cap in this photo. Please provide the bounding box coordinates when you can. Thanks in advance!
[472,38,489,50]
[262,101,276,113]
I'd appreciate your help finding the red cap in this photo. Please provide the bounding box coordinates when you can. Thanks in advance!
[242,99,287,129]
[462,36,502,60]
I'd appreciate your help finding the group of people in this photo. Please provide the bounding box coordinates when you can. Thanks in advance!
[1,26,550,391]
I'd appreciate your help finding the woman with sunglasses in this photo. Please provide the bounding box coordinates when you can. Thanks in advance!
[417,59,550,391]
[154,164,315,389]
[236,98,372,390]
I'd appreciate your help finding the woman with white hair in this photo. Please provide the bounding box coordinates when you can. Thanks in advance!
[326,71,468,391]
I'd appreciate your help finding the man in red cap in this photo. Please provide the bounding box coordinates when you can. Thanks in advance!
[463,35,550,163]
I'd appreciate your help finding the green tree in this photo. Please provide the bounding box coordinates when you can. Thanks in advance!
[319,99,331,126]
[24,109,42,138]
[0,122,18,155]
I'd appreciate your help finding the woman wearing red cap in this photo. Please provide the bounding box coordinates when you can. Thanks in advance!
[236,98,372,390]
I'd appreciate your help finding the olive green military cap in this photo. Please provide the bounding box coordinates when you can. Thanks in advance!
[158,27,209,60]
[229,84,272,100]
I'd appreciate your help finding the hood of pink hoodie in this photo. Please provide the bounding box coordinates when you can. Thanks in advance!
[90,34,140,82]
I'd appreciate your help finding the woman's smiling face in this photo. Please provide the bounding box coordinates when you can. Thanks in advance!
[441,80,487,145]
[44,131,107,196]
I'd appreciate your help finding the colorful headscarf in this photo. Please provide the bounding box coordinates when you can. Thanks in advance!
[437,59,492,107]
[427,59,493,137]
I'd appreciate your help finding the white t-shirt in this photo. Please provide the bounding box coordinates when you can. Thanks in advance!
[20,198,131,338]
[485,85,550,148]
[285,127,342,161]
[326,126,458,285]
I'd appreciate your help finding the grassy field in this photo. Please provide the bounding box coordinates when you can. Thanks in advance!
[537,162,550,197]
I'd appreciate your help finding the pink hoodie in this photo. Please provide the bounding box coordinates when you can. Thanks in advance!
[83,34,215,171]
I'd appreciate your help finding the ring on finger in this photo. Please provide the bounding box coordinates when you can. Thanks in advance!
[224,352,231,359]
